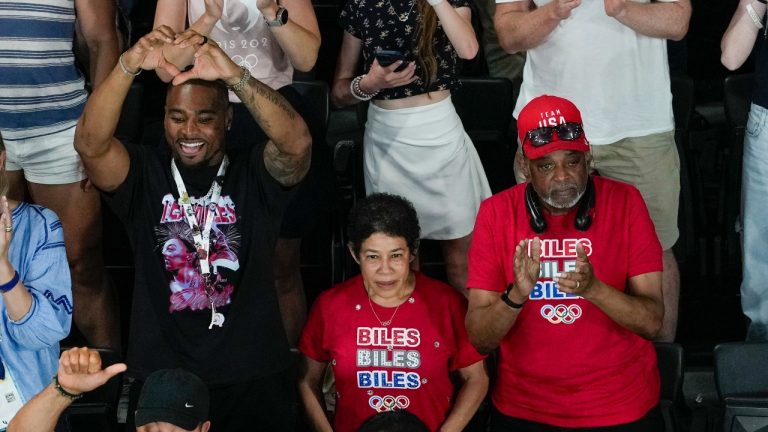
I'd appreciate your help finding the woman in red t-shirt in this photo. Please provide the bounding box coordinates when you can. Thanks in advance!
[298,193,488,432]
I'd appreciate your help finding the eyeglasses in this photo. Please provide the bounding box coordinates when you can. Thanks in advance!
[524,122,585,147]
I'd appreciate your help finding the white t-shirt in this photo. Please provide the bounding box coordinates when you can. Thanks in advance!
[504,0,675,145]
[188,0,293,101]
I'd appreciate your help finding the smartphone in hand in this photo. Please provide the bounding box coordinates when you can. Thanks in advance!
[375,49,408,72]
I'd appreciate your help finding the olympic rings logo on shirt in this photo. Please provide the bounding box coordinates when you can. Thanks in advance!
[540,304,582,324]
[368,395,410,413]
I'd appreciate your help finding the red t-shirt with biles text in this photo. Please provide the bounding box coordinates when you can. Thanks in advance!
[467,176,662,428]
[299,272,485,432]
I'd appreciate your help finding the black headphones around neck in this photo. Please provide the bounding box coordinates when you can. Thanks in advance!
[525,177,595,234]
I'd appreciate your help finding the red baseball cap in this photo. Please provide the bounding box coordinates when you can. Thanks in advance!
[517,95,590,159]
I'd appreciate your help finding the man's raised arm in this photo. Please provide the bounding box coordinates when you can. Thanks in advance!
[74,27,181,192]
[170,37,311,187]
[466,238,542,354]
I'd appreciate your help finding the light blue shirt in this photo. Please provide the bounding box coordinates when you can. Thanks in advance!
[0,202,72,403]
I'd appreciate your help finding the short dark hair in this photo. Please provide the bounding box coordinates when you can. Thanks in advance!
[347,193,420,256]
[357,410,429,432]
[166,78,229,111]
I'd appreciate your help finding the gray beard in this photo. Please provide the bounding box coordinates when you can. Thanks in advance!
[540,183,587,210]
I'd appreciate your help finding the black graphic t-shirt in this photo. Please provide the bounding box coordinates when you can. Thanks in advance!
[105,142,294,385]
[339,0,469,100]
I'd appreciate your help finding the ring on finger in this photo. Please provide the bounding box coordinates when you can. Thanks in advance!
[576,280,580,290]
[201,36,209,45]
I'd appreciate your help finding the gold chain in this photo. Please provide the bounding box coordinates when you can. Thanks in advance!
[368,296,404,326]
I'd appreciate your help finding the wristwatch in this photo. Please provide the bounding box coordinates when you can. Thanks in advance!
[265,7,288,27]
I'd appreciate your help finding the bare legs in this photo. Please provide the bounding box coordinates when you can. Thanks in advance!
[441,234,472,297]
[410,234,473,297]
[274,238,306,347]
[656,249,679,342]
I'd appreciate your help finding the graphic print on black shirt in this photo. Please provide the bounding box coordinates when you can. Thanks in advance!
[156,193,241,312]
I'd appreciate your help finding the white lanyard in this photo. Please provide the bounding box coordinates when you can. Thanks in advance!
[171,156,229,329]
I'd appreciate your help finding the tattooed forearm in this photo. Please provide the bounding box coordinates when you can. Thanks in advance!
[235,76,311,186]
[234,79,297,123]
[264,141,311,187]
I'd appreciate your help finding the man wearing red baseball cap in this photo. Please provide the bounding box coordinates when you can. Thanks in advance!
[466,95,666,431]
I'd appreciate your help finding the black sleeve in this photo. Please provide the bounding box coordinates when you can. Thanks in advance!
[249,143,300,220]
[101,142,144,224]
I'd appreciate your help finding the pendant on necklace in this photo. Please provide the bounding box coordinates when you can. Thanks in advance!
[387,0,414,22]
[208,301,225,329]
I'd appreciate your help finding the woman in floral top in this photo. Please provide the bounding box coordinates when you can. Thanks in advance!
[331,0,491,296]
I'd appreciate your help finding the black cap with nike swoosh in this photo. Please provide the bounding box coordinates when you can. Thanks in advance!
[135,368,210,430]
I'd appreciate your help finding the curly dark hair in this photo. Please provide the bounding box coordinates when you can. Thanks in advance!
[347,193,421,257]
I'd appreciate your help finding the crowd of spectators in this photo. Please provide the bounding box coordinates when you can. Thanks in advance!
[0,0,763,430]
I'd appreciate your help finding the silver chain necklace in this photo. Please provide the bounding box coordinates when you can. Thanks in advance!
[386,0,415,22]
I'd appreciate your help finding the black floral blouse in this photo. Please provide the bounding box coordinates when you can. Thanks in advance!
[339,0,470,100]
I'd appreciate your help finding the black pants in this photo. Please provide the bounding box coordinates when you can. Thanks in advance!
[490,405,664,432]
[127,368,297,432]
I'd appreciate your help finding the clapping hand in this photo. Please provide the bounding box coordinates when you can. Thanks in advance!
[549,0,581,20]
[0,197,12,262]
[554,242,596,297]
[511,237,542,299]
[203,0,224,22]
[604,0,628,18]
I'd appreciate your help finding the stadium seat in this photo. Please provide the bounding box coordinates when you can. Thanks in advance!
[655,342,687,432]
[714,341,768,432]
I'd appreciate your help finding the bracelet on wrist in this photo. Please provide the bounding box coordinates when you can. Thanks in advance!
[747,3,765,29]
[427,0,444,6]
[350,75,379,101]
[118,53,141,77]
[501,284,527,309]
[0,271,19,293]
[227,66,251,93]
[53,375,83,401]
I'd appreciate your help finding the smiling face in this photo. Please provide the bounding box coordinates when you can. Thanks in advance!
[526,149,590,215]
[164,82,232,169]
[355,233,413,301]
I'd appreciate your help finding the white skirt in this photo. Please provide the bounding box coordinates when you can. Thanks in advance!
[364,95,491,240]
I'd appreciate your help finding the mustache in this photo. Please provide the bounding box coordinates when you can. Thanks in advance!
[548,182,578,193]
